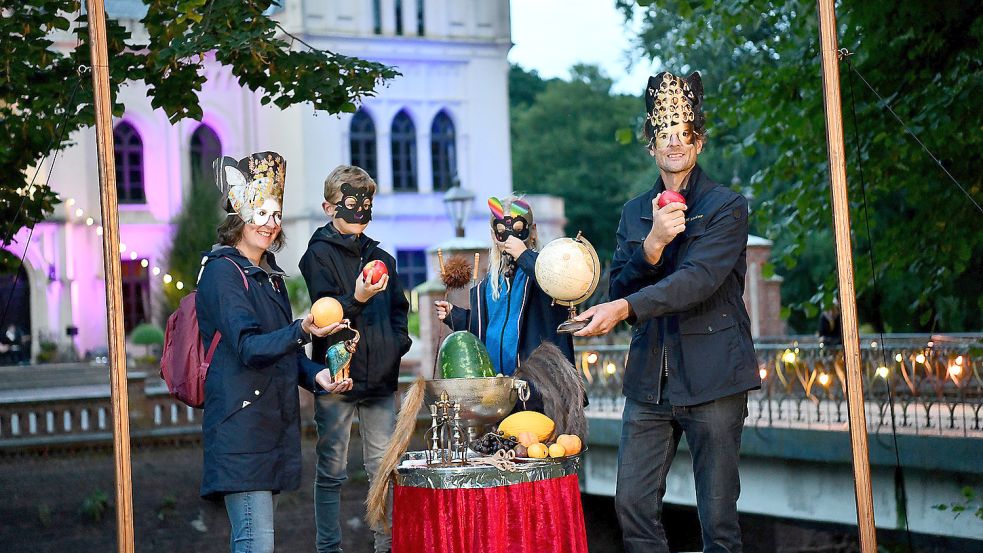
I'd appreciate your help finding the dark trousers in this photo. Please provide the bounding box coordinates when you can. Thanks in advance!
[615,392,748,553]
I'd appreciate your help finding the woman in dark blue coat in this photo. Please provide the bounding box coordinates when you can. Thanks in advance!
[196,152,352,553]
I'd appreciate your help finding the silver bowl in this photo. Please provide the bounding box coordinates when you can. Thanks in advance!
[424,377,528,426]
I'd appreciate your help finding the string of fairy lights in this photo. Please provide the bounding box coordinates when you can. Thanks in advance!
[61,196,187,292]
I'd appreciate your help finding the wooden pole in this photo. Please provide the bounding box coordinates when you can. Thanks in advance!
[816,1,878,551]
[84,1,135,551]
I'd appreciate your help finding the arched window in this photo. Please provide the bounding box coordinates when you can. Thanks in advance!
[113,122,145,204]
[349,110,377,178]
[372,0,381,34]
[417,0,425,35]
[394,0,404,35]
[390,111,417,192]
[430,111,456,192]
[189,124,222,188]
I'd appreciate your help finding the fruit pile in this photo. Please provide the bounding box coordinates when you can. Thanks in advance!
[469,431,519,455]
[497,411,583,459]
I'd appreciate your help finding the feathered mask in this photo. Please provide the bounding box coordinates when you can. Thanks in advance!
[214,151,286,225]
[488,196,532,242]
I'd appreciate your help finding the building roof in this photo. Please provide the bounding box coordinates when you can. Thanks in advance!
[748,234,772,247]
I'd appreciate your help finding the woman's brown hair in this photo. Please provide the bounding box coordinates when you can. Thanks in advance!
[216,215,286,252]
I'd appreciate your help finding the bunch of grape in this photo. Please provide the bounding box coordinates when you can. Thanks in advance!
[469,431,518,455]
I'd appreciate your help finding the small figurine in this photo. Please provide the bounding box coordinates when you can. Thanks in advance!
[325,321,360,383]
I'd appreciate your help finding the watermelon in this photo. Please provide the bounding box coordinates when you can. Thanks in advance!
[438,331,495,379]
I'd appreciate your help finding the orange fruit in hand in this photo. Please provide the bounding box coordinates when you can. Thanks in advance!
[556,434,582,455]
[312,297,344,327]
[527,443,549,459]
[548,443,567,458]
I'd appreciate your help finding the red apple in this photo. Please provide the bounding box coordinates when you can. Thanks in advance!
[361,260,388,285]
[657,190,687,208]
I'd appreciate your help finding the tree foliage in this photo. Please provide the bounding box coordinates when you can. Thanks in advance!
[1,0,398,247]
[620,0,983,332]
[510,64,655,265]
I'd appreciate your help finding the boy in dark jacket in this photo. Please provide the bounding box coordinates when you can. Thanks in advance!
[299,165,411,553]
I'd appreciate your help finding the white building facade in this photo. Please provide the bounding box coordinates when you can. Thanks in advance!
[5,0,567,356]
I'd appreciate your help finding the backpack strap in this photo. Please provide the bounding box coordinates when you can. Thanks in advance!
[222,257,249,290]
[203,331,222,364]
[201,256,251,364]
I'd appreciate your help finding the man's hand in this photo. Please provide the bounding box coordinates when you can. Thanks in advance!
[314,370,353,393]
[434,300,453,321]
[573,299,632,337]
[648,194,687,245]
[301,315,347,338]
[497,235,528,259]
[354,272,389,303]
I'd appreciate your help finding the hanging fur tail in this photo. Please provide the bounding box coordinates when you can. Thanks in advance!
[514,342,588,438]
[366,377,426,533]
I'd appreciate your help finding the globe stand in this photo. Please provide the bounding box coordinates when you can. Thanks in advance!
[557,305,590,334]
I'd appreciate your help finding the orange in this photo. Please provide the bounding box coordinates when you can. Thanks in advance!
[548,443,566,458]
[527,443,549,459]
[556,434,582,455]
[312,297,344,327]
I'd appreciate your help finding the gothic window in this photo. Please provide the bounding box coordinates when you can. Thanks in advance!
[394,0,403,35]
[390,111,417,192]
[120,259,149,334]
[430,111,456,192]
[417,0,425,35]
[189,124,222,188]
[113,122,145,204]
[349,110,377,178]
[372,0,381,34]
[396,249,427,290]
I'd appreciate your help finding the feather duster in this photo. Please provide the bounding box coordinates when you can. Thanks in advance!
[441,255,473,290]
[366,377,426,533]
[514,343,588,438]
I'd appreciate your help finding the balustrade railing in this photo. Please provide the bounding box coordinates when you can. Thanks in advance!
[579,334,983,438]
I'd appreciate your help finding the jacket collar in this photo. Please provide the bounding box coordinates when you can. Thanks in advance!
[309,222,379,258]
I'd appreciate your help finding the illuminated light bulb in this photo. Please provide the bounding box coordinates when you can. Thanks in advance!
[915,354,926,364]
[955,355,964,366]
[895,353,903,363]
[74,208,83,217]
[152,267,161,276]
[129,251,138,260]
[794,347,800,354]
[759,368,768,380]
[948,364,963,377]
[605,362,616,375]
[66,198,76,207]
[176,281,184,290]
[870,341,878,349]
[163,274,173,284]
[818,373,831,386]
[876,366,889,379]
[140,259,149,268]
[85,217,94,226]
[96,226,103,236]
[927,341,934,348]
[781,350,796,363]
[119,243,126,253]
[586,352,598,364]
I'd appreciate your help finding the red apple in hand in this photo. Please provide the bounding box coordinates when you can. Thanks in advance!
[657,190,687,208]
[361,260,388,285]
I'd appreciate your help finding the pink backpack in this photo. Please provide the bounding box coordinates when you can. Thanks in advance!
[160,258,247,408]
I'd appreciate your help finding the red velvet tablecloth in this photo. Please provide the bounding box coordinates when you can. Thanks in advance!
[393,473,588,553]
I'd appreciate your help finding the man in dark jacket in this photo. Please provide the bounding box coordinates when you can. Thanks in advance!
[575,72,759,553]
[299,165,411,553]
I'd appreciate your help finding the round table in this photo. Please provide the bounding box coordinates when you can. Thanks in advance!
[392,451,589,553]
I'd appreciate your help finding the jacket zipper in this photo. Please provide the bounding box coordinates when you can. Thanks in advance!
[657,344,668,404]
[499,278,513,374]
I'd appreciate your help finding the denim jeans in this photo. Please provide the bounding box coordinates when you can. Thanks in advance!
[224,491,278,553]
[314,393,396,553]
[615,392,748,553]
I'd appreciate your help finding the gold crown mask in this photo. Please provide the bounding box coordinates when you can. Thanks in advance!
[213,152,287,224]
[644,71,705,144]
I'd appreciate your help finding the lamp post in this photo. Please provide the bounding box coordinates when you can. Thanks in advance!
[442,180,474,238]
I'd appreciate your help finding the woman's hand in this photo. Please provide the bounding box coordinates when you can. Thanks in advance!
[354,273,389,303]
[434,300,454,321]
[314,370,353,393]
[497,235,528,258]
[301,314,347,338]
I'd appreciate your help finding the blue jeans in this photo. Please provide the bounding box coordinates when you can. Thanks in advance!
[615,393,748,553]
[224,491,278,553]
[314,393,396,553]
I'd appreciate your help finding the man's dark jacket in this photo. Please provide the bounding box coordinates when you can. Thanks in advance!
[196,247,324,499]
[610,164,759,406]
[299,222,411,400]
[444,249,574,368]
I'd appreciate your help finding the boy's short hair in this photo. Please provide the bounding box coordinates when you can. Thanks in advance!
[323,165,377,204]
